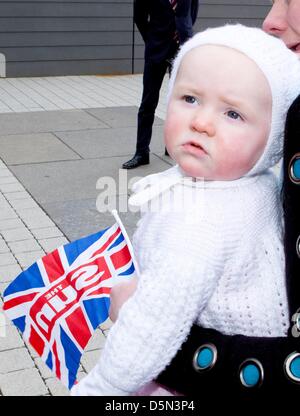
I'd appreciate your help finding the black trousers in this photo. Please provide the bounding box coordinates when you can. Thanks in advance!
[136,59,170,155]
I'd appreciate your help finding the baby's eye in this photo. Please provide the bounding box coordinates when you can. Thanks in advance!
[183,95,197,105]
[226,110,242,120]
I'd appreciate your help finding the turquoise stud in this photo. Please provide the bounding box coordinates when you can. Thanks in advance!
[239,359,263,388]
[193,343,217,372]
[289,153,300,184]
[284,352,300,383]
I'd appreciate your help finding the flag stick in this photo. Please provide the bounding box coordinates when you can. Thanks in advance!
[111,210,140,276]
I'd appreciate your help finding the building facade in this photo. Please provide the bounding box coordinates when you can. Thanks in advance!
[0,0,271,77]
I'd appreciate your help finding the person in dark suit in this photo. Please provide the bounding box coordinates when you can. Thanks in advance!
[122,0,199,169]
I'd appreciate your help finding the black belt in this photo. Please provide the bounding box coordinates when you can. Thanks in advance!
[156,325,300,400]
[156,95,300,400]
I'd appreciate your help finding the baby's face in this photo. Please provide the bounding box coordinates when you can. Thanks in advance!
[164,45,272,180]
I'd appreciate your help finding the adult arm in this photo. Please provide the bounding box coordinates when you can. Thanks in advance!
[175,0,197,44]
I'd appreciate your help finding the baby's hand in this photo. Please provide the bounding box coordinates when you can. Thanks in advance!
[109,277,138,322]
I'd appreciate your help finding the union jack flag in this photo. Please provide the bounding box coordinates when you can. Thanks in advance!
[2,212,137,389]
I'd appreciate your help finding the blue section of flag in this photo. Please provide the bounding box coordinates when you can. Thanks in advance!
[60,326,82,390]
[12,316,26,333]
[46,351,53,370]
[119,263,135,276]
[108,232,124,251]
[64,228,109,266]
[4,263,45,297]
[83,298,110,330]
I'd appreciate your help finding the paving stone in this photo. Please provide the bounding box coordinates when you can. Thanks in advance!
[0,239,9,253]
[38,237,68,253]
[56,124,164,158]
[15,250,45,269]
[0,325,24,351]
[0,133,80,165]
[43,196,139,241]
[31,227,64,240]
[0,314,8,338]
[22,217,54,230]
[8,239,42,253]
[10,198,40,211]
[19,211,55,229]
[0,169,14,178]
[0,176,19,185]
[10,155,170,204]
[34,357,55,380]
[0,109,108,136]
[86,106,163,128]
[0,183,25,193]
[0,348,35,373]
[4,191,30,201]
[102,322,113,334]
[0,252,17,266]
[80,349,103,373]
[0,264,22,283]
[0,218,25,231]
[0,208,17,220]
[45,377,70,396]
[25,342,39,358]
[1,227,33,242]
[0,368,49,396]
[85,329,107,352]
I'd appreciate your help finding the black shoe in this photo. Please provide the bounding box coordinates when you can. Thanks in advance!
[122,154,150,169]
[165,147,169,156]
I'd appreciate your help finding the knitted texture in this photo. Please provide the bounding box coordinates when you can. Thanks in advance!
[168,24,300,176]
[71,166,288,396]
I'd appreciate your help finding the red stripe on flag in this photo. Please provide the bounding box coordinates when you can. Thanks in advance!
[110,245,131,270]
[3,292,38,310]
[42,249,65,283]
[53,341,61,380]
[29,326,45,356]
[65,306,92,350]
[92,227,121,257]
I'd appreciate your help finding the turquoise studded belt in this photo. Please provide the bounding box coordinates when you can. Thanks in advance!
[156,325,300,400]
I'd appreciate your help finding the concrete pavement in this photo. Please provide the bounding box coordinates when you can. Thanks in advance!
[0,74,173,396]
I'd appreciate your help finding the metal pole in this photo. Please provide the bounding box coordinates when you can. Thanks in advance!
[131,0,135,74]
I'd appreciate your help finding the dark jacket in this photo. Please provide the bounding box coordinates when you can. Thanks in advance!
[134,0,199,63]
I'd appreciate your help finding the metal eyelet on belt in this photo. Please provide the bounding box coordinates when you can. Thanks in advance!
[239,358,264,388]
[296,235,300,259]
[192,343,217,372]
[284,352,300,383]
[288,153,300,184]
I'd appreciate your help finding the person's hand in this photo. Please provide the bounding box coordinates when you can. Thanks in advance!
[109,277,138,322]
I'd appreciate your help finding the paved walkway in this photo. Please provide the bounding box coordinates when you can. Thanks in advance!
[0,74,172,396]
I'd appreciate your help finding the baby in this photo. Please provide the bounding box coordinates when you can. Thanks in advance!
[71,24,300,396]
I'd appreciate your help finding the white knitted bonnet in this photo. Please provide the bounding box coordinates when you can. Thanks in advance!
[168,24,300,176]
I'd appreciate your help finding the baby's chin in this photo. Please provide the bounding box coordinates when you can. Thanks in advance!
[177,160,206,180]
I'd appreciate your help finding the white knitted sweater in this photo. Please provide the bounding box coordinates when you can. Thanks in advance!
[71,165,289,396]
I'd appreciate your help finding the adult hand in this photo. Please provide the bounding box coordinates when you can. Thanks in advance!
[109,277,138,322]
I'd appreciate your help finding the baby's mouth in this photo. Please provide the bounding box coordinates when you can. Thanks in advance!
[182,141,208,156]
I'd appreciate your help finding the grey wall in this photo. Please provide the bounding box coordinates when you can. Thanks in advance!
[0,0,134,77]
[0,0,271,78]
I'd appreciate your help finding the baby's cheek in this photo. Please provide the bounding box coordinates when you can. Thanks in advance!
[217,149,256,179]
[164,116,178,149]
